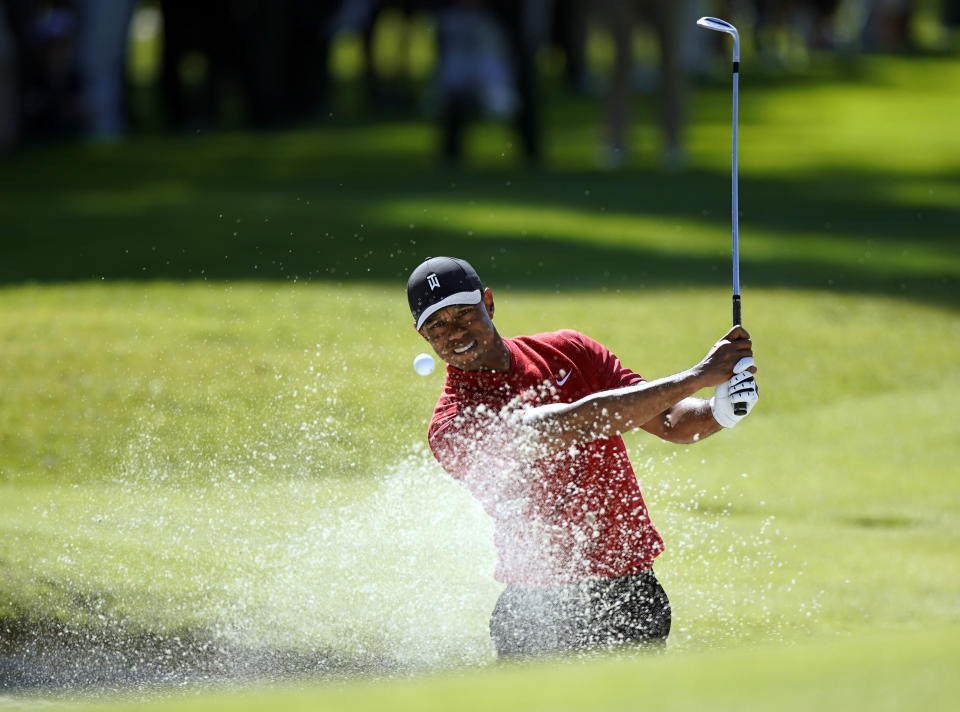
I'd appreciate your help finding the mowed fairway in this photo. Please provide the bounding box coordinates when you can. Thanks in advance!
[1,50,959,709]
[97,625,960,712]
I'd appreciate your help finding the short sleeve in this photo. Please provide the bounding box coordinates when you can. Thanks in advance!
[563,330,644,391]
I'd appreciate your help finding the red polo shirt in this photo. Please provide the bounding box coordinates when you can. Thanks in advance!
[428,330,664,586]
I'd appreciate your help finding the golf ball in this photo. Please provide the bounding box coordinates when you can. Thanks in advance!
[413,352,435,376]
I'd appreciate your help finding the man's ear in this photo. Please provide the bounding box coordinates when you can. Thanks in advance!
[417,328,429,341]
[483,288,495,318]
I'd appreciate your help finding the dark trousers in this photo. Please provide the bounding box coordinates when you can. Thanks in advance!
[490,570,671,657]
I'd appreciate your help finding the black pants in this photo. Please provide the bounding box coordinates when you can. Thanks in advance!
[490,570,671,657]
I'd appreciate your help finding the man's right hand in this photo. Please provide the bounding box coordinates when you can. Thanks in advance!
[696,326,756,388]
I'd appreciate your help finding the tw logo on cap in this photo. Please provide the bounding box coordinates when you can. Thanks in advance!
[426,273,440,290]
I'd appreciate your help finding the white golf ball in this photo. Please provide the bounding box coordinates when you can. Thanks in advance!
[413,352,435,376]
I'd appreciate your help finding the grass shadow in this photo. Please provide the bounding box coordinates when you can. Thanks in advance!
[2,65,958,310]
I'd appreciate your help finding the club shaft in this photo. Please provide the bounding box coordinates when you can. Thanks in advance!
[699,18,749,414]
[731,46,746,414]
[697,18,744,329]
[731,56,740,325]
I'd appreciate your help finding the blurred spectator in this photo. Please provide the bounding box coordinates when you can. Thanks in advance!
[158,0,222,130]
[227,0,333,128]
[75,0,136,140]
[861,0,916,51]
[945,0,960,46]
[592,0,687,170]
[548,0,588,93]
[436,5,516,119]
[434,0,541,165]
[331,0,423,115]
[160,0,335,131]
[752,0,842,54]
[7,0,84,138]
[0,0,19,151]
[946,0,960,28]
[2,0,951,155]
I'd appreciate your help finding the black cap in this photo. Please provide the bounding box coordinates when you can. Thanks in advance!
[407,256,483,330]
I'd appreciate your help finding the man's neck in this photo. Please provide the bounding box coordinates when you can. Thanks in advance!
[487,335,511,372]
[462,334,511,373]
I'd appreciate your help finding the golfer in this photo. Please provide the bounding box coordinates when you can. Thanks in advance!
[407,256,758,656]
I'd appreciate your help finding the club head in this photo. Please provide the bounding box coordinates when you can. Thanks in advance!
[697,16,740,61]
[696,16,739,37]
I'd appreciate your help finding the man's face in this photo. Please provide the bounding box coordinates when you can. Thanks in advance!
[419,293,498,371]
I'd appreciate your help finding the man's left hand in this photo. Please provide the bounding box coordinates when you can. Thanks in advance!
[710,366,759,428]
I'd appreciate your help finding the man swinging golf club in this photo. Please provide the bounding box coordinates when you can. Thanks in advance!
[407,256,759,656]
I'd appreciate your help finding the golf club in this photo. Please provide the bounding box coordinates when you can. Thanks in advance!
[697,16,747,415]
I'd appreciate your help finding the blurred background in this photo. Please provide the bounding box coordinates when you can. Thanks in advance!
[1,0,958,162]
[3,0,959,291]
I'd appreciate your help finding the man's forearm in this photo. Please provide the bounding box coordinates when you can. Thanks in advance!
[526,369,709,446]
[524,326,755,448]
[649,397,723,444]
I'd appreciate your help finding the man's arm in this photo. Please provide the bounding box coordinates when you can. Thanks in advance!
[640,397,721,444]
[522,326,754,449]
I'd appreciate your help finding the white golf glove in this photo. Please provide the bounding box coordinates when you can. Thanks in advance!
[710,358,759,428]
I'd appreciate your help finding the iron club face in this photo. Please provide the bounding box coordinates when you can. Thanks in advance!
[696,17,740,60]
[696,16,736,33]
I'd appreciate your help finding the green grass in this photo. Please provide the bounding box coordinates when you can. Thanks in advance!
[7,625,960,711]
[1,49,959,707]
[2,285,956,651]
[138,625,960,711]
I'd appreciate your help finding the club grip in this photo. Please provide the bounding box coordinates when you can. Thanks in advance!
[732,294,746,414]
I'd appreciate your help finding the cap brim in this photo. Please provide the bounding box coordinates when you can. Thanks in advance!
[415,290,482,330]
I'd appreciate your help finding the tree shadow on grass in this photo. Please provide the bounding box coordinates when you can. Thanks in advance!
[1,137,957,310]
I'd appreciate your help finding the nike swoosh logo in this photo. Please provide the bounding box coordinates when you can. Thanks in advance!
[555,371,571,386]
